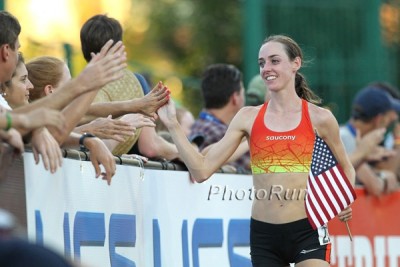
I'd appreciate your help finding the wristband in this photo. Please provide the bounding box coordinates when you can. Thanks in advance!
[79,133,96,152]
[5,112,12,131]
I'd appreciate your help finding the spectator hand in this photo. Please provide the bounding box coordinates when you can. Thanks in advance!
[366,146,396,163]
[31,127,62,173]
[84,137,116,185]
[121,154,149,163]
[79,40,127,92]
[76,115,136,142]
[0,129,24,155]
[119,113,156,131]
[356,128,386,159]
[136,81,170,117]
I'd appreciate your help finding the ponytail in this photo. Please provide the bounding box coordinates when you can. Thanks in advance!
[295,72,321,105]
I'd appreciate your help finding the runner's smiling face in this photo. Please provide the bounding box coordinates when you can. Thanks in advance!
[258,41,300,94]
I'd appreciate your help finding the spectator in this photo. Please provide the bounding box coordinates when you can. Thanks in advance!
[0,11,66,172]
[80,14,179,161]
[1,54,118,184]
[0,53,32,109]
[189,63,250,173]
[0,10,128,177]
[366,81,400,180]
[4,44,125,181]
[340,86,400,196]
[26,56,155,147]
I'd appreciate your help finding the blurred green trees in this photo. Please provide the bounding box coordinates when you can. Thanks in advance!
[127,0,243,114]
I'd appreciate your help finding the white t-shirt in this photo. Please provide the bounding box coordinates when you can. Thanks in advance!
[339,124,356,154]
[0,94,11,110]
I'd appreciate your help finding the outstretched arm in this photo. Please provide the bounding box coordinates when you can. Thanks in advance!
[202,137,249,163]
[0,106,65,134]
[158,99,245,182]
[83,82,169,123]
[136,126,179,161]
[74,115,136,142]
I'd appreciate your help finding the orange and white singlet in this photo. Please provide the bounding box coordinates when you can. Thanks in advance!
[250,99,315,174]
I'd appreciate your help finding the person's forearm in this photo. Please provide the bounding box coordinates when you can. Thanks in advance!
[138,127,179,161]
[48,90,99,145]
[203,138,248,164]
[60,132,80,149]
[154,135,180,160]
[357,164,385,196]
[166,122,211,180]
[374,146,400,175]
[349,149,368,170]
[87,99,145,119]
[0,112,25,132]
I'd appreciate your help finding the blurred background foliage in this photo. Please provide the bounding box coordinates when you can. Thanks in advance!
[4,0,400,123]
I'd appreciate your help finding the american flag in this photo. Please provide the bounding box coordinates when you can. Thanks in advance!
[305,135,356,230]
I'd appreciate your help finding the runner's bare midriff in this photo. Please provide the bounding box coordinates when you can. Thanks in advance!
[251,172,308,223]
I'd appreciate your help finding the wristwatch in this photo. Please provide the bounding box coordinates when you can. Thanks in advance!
[79,133,96,152]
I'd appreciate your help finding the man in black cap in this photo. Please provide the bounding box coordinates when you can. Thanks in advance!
[340,86,400,196]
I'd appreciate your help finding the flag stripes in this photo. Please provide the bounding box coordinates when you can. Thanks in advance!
[305,135,356,230]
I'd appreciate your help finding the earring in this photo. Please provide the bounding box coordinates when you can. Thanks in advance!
[1,92,6,97]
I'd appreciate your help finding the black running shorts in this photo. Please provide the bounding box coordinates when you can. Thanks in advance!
[250,217,331,267]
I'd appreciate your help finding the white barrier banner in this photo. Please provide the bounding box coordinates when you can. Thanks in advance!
[24,153,253,267]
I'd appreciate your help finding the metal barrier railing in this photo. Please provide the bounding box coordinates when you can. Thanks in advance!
[61,148,188,171]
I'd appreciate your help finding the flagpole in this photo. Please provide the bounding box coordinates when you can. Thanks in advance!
[345,221,353,241]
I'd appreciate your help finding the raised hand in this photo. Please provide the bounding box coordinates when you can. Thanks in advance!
[135,82,170,117]
[157,98,178,129]
[77,39,127,93]
[356,128,386,160]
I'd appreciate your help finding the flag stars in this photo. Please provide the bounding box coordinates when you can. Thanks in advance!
[311,136,338,176]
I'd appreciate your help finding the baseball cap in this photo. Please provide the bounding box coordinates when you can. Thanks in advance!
[246,75,267,106]
[352,87,400,119]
